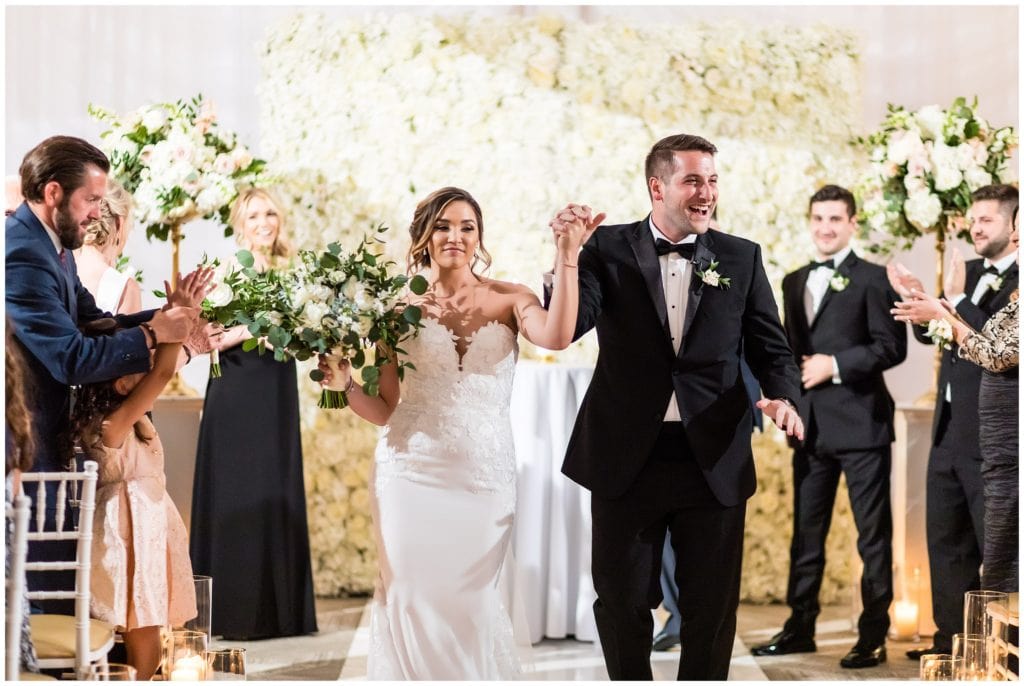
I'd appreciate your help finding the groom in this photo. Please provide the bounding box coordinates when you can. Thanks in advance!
[548,133,803,680]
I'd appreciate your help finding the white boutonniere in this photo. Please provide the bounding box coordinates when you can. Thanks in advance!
[925,318,954,350]
[696,261,731,289]
[989,275,1005,292]
[829,273,850,292]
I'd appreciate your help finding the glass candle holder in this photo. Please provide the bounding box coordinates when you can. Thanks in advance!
[168,629,209,681]
[920,654,962,681]
[86,663,138,681]
[184,574,213,639]
[952,632,989,681]
[206,647,247,680]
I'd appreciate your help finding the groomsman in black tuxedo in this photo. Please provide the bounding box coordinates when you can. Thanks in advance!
[751,185,906,668]
[548,133,803,680]
[890,184,1019,660]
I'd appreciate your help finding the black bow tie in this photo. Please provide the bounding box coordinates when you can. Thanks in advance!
[654,239,695,259]
[809,259,835,270]
[983,264,1001,276]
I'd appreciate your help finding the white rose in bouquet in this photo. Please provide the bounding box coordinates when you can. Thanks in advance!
[141,106,168,132]
[886,129,923,165]
[303,301,330,327]
[963,166,993,191]
[206,281,234,308]
[914,104,945,140]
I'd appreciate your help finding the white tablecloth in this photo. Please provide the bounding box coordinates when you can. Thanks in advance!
[510,360,598,644]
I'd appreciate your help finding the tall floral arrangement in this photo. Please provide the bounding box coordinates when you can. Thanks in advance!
[854,97,1018,254]
[89,94,266,241]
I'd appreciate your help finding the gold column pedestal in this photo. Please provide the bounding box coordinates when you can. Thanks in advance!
[914,215,955,409]
[161,221,199,398]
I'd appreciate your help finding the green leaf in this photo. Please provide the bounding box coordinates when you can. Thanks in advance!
[409,274,429,295]
[309,368,325,382]
[362,366,380,382]
[242,338,259,352]
[247,322,262,336]
[353,349,366,368]
[328,242,342,255]
[403,306,422,324]
[152,290,166,299]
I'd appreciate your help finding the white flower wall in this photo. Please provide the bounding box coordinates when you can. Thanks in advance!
[260,11,863,601]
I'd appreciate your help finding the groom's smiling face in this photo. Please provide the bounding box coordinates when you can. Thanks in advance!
[650,150,718,239]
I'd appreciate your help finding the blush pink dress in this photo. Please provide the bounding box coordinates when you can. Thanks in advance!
[90,417,197,630]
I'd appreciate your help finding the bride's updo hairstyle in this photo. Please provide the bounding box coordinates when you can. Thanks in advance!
[407,186,492,275]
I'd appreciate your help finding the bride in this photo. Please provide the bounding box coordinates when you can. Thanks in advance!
[320,186,588,679]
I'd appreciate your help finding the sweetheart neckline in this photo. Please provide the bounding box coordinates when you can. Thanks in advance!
[420,318,517,371]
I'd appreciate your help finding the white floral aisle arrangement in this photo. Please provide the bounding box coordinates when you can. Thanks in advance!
[854,97,1018,255]
[89,94,266,241]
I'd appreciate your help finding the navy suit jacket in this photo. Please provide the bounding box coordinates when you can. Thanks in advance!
[563,220,800,506]
[5,202,155,474]
[781,252,907,452]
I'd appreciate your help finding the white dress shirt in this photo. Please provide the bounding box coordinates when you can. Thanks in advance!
[650,218,697,422]
[804,247,851,384]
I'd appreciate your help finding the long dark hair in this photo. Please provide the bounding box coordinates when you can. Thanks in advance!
[6,323,35,473]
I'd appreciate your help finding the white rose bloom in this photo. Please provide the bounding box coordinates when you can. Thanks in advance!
[997,162,1017,184]
[268,311,284,326]
[904,191,943,230]
[312,284,333,303]
[206,282,234,307]
[869,211,888,231]
[141,106,168,132]
[933,163,962,192]
[702,270,721,287]
[342,276,360,301]
[914,105,945,140]
[904,173,927,195]
[232,147,254,171]
[213,153,235,175]
[886,129,923,166]
[303,301,330,327]
[328,270,346,284]
[963,166,992,191]
[357,313,374,337]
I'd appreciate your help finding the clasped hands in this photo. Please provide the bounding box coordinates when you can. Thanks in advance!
[549,203,607,258]
[317,354,352,391]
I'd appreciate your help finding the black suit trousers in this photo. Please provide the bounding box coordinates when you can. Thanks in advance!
[784,445,894,646]
[926,408,985,649]
[590,424,745,681]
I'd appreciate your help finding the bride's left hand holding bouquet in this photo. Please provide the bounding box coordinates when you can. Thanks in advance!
[261,231,428,408]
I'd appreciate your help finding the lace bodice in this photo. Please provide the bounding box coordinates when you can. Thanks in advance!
[376,318,519,495]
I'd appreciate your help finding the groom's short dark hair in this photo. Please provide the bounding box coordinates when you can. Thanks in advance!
[971,184,1018,220]
[644,134,717,199]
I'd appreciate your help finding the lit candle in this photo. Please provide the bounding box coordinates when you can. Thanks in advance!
[170,654,206,681]
[893,600,918,640]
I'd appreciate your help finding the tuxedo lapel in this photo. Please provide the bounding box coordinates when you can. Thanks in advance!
[628,219,672,342]
[681,232,716,343]
[812,252,857,327]
[790,266,813,334]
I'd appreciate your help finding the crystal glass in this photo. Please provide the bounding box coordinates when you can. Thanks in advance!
[963,590,1009,636]
[185,574,213,639]
[86,663,138,681]
[952,632,989,680]
[167,629,208,681]
[919,654,962,681]
[206,647,247,680]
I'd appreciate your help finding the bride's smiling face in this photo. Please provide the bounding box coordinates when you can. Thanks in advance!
[427,200,480,270]
[240,195,281,250]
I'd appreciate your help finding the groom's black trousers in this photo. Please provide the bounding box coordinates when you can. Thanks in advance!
[591,423,745,681]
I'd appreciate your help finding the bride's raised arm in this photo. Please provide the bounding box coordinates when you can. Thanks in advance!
[318,348,400,426]
[514,211,595,350]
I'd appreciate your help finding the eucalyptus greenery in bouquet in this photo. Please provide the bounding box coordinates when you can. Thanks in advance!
[89,94,266,241]
[258,230,428,408]
[853,97,1018,254]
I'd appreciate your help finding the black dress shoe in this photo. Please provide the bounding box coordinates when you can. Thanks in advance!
[652,629,680,651]
[840,644,886,668]
[906,645,950,660]
[750,630,816,656]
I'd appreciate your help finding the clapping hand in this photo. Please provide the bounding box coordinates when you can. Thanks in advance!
[943,249,966,298]
[317,353,352,392]
[164,266,215,310]
[885,261,925,299]
[756,398,805,440]
[891,289,954,325]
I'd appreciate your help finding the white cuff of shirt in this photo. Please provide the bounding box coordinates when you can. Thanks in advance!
[948,292,967,308]
[542,271,554,288]
[831,356,842,384]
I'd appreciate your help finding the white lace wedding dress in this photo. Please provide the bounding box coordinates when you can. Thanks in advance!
[367,318,523,680]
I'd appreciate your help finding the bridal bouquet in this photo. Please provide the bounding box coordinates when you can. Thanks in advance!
[261,230,428,408]
[192,251,288,377]
[89,94,266,241]
[854,97,1018,254]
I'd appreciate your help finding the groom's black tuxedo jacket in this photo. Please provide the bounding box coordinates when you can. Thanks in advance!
[781,253,907,452]
[563,219,800,507]
[913,258,1019,449]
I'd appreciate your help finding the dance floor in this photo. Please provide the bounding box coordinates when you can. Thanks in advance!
[215,598,922,680]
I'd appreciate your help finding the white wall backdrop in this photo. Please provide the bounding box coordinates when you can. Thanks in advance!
[5,3,1019,398]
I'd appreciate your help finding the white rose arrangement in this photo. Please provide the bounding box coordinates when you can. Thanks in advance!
[89,94,266,241]
[855,97,1018,255]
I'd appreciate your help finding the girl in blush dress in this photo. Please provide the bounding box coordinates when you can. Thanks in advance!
[320,187,591,679]
[67,271,211,680]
